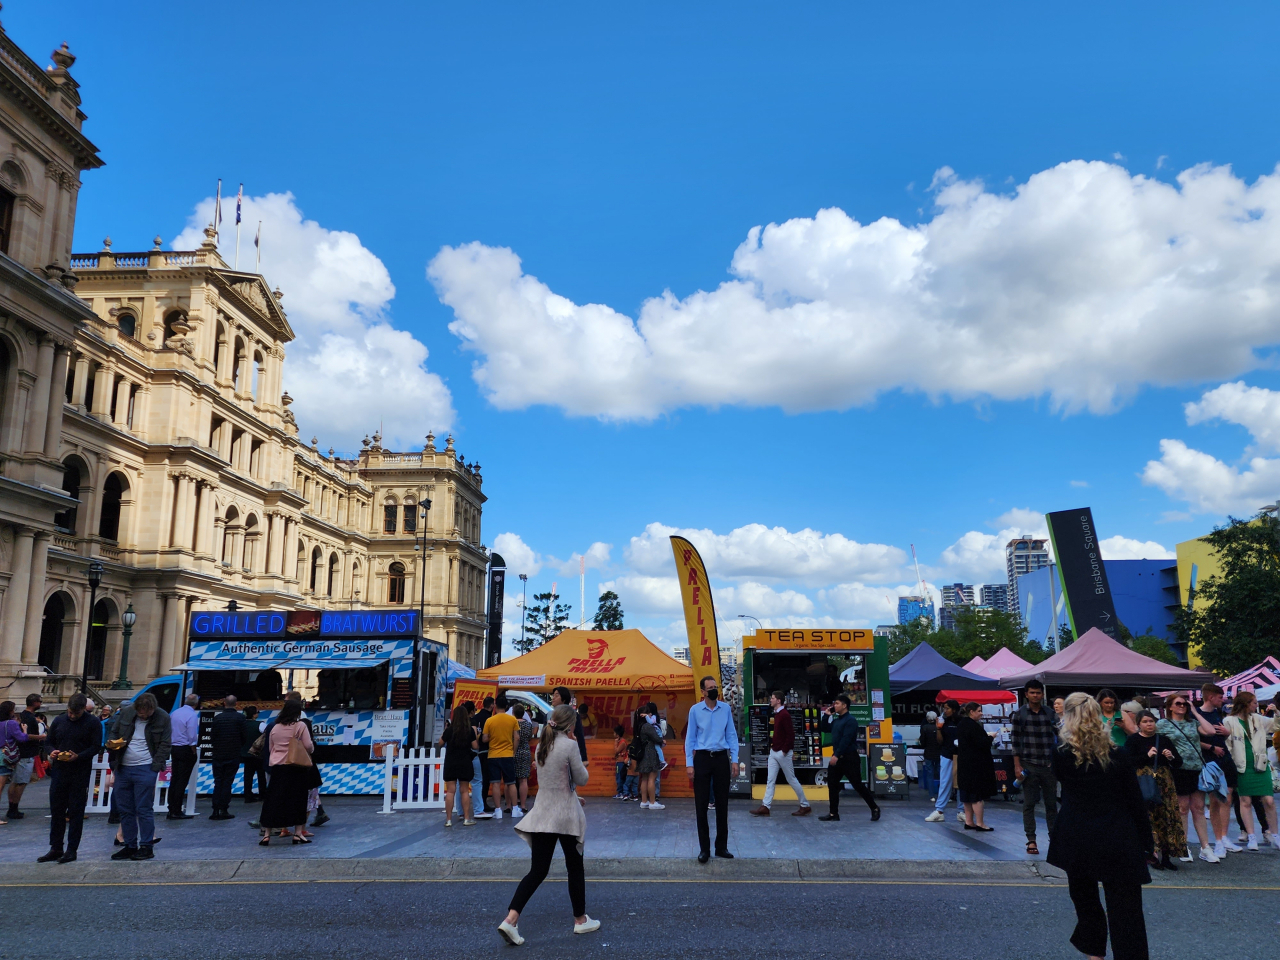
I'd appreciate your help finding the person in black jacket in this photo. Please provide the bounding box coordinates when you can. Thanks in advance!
[38,693,103,864]
[955,702,997,831]
[1123,710,1184,872]
[208,695,243,820]
[819,694,879,822]
[1048,692,1152,960]
[239,705,265,803]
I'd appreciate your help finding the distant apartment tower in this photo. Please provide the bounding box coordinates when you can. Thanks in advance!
[1007,537,1051,620]
[897,595,935,626]
[939,583,975,632]
[980,583,1009,614]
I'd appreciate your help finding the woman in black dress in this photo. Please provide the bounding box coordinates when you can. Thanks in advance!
[258,699,314,845]
[1048,692,1152,960]
[954,702,997,831]
[1123,710,1184,871]
[440,706,479,827]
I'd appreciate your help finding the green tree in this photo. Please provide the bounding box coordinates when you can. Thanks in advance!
[1181,513,1280,675]
[950,607,1048,665]
[520,591,572,653]
[1131,633,1179,666]
[888,616,940,663]
[592,590,624,630]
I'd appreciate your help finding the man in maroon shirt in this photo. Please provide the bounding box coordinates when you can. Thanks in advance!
[750,691,812,817]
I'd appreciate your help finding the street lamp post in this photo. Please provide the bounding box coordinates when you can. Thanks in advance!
[409,497,431,747]
[112,603,137,689]
[519,574,528,650]
[79,560,104,696]
[737,614,763,634]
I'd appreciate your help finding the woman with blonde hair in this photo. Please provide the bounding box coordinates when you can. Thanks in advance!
[498,704,599,946]
[1223,691,1279,851]
[1047,692,1152,960]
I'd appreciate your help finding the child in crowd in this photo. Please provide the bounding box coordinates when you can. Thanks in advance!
[613,725,629,799]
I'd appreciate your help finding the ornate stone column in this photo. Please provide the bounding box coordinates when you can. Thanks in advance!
[26,336,55,453]
[21,532,52,663]
[70,355,89,407]
[113,376,132,428]
[45,345,71,458]
[158,593,180,675]
[0,528,36,662]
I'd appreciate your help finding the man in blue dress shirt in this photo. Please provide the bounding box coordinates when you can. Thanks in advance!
[167,693,200,819]
[685,674,740,863]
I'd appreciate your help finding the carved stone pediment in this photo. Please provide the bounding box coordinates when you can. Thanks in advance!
[233,281,269,315]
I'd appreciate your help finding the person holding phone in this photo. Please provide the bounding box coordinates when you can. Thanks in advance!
[820,693,880,823]
[37,693,102,864]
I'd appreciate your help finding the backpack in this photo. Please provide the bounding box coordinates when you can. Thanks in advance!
[627,733,645,762]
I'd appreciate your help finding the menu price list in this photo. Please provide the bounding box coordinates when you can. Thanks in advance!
[750,705,826,767]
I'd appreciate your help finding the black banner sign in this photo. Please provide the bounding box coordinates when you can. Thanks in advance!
[486,554,506,668]
[1045,507,1120,641]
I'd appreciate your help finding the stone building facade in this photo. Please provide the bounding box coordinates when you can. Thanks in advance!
[0,25,489,704]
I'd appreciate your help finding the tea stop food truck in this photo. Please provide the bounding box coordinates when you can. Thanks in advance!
[147,608,449,795]
[740,628,895,803]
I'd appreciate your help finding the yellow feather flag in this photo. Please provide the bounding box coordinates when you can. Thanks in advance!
[671,535,721,693]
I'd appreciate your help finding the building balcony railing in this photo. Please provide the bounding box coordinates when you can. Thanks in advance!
[68,250,218,272]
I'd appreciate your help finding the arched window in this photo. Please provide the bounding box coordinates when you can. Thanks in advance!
[383,500,398,534]
[117,311,137,339]
[310,545,323,592]
[222,506,239,565]
[232,336,246,390]
[388,562,406,604]
[99,472,125,540]
[213,321,227,376]
[252,349,265,401]
[38,592,70,671]
[86,598,112,680]
[327,553,339,596]
[403,498,417,534]
[55,457,83,532]
[244,514,260,571]
[351,561,362,602]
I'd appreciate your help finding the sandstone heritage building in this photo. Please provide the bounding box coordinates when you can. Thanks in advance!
[0,25,489,704]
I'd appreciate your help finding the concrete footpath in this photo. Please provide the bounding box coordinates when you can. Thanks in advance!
[5,779,1278,887]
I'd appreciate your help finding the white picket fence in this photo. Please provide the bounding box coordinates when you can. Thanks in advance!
[85,753,197,815]
[380,745,447,812]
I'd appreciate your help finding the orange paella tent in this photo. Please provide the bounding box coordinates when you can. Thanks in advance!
[478,629,697,797]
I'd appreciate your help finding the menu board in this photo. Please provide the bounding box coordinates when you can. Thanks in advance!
[870,742,909,799]
[389,678,415,709]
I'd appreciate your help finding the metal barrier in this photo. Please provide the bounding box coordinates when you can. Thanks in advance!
[380,746,447,813]
[86,752,197,815]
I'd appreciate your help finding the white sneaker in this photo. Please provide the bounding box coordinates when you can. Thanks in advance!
[1214,841,1227,858]
[1199,847,1220,863]
[1270,833,1280,851]
[474,811,494,820]
[573,916,601,935]
[925,811,945,822]
[640,802,650,809]
[648,802,665,810]
[1222,839,1243,852]
[493,808,503,820]
[1237,831,1248,843]
[1178,853,1193,863]
[1247,834,1259,851]
[498,920,524,945]
[956,811,966,822]
[511,806,524,819]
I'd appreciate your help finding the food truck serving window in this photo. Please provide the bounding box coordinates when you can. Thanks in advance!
[194,669,284,704]
[316,663,389,711]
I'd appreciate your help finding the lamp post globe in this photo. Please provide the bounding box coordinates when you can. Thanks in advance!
[80,560,105,696]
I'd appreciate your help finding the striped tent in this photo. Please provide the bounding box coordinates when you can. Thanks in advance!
[1218,656,1280,698]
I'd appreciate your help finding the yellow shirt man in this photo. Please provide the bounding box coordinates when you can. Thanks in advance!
[483,712,520,759]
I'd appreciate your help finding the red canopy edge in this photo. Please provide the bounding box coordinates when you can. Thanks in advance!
[935,689,1017,704]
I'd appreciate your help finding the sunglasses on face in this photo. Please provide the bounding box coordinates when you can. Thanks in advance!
[1172,701,1187,707]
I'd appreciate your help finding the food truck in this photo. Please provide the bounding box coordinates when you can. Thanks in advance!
[740,628,894,801]
[138,608,449,795]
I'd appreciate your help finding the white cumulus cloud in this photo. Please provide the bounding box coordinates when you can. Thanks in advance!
[1098,536,1175,560]
[493,532,542,577]
[623,521,905,586]
[597,575,683,617]
[718,582,815,617]
[175,192,453,446]
[431,160,1280,420]
[1185,381,1280,453]
[1143,438,1280,514]
[937,508,1050,582]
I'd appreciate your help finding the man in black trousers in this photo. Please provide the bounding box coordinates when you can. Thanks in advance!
[239,705,265,802]
[208,695,243,820]
[38,693,103,864]
[819,694,880,822]
[684,675,740,863]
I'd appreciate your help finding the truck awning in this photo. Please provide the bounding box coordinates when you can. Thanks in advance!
[173,657,394,672]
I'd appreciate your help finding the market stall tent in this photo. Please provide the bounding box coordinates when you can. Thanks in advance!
[1216,656,1280,698]
[999,628,1216,690]
[935,689,1017,705]
[963,656,987,673]
[889,642,999,696]
[479,629,696,798]
[966,647,1036,680]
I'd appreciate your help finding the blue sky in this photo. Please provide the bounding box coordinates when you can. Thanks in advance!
[16,2,1280,651]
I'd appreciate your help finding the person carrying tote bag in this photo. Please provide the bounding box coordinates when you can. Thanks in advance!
[498,705,599,946]
[258,700,313,846]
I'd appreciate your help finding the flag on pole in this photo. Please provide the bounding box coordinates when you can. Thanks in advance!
[213,179,222,237]
[254,220,262,272]
[236,183,243,224]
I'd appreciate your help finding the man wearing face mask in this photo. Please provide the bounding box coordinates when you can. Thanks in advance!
[685,674,740,863]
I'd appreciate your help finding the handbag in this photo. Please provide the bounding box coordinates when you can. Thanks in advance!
[282,728,313,767]
[248,733,267,758]
[1136,738,1161,806]
[2,735,19,766]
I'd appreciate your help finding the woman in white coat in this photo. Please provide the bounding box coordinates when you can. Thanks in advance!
[498,704,600,945]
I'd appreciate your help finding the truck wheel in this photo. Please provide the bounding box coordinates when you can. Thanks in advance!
[814,770,827,787]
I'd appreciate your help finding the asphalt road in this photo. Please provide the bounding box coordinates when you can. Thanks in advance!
[3,877,1278,960]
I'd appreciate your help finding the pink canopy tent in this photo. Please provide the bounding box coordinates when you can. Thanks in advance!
[1217,656,1280,698]
[965,647,1035,680]
[999,628,1216,690]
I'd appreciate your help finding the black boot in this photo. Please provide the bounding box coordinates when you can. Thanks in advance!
[1161,851,1178,872]
[311,806,330,827]
[7,804,22,820]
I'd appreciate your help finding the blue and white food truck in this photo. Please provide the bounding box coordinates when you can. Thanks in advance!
[136,607,449,795]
